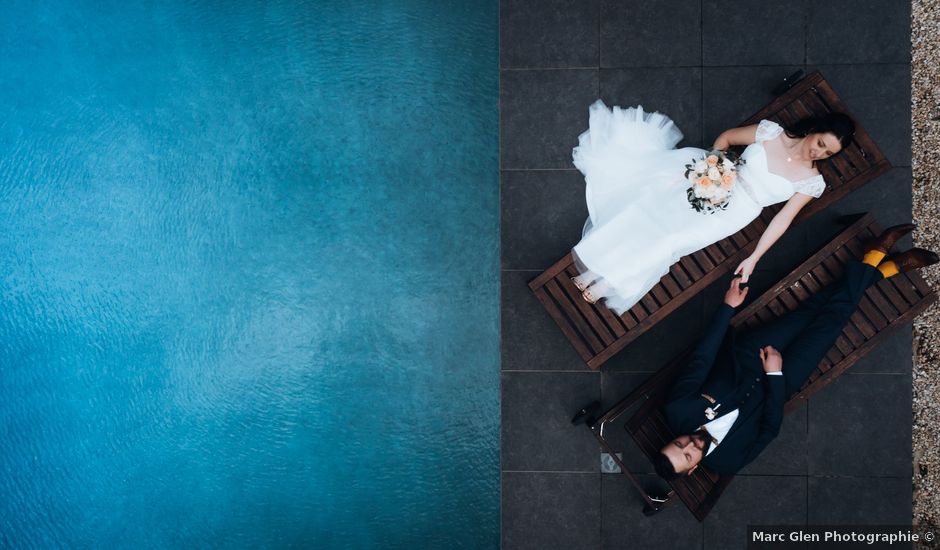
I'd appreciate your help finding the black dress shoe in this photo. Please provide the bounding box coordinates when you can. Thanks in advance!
[887,248,940,273]
[867,223,916,254]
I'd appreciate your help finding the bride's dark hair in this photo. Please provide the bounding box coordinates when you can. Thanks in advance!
[784,112,856,150]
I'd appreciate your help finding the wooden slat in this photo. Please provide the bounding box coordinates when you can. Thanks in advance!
[842,322,866,347]
[849,310,877,339]
[717,237,737,257]
[628,301,648,323]
[618,308,639,330]
[544,279,605,354]
[558,273,616,345]
[858,294,889,330]
[661,273,683,299]
[532,288,593,362]
[670,263,693,289]
[680,256,704,280]
[868,284,901,320]
[565,265,628,337]
[528,253,574,290]
[833,334,854,357]
[891,276,921,306]
[651,284,671,308]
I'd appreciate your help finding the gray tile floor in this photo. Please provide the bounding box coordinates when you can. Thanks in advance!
[499,1,913,548]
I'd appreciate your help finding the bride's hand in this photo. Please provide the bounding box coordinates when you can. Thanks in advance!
[712,133,731,151]
[734,256,758,283]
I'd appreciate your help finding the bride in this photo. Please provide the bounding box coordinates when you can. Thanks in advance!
[570,100,856,315]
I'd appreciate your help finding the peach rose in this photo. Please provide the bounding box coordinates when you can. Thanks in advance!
[721,172,735,188]
[706,155,720,166]
[696,176,711,187]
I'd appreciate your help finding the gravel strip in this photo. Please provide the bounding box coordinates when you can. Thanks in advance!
[912,0,940,534]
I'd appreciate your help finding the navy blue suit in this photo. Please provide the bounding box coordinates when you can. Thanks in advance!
[663,261,883,474]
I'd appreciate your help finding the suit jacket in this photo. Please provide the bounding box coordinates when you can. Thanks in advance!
[662,304,786,475]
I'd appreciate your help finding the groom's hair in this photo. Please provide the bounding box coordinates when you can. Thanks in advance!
[653,452,679,481]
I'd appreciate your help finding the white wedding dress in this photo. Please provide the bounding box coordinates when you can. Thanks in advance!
[572,100,826,315]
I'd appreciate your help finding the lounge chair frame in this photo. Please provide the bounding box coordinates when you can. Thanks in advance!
[530,71,893,370]
[573,213,935,521]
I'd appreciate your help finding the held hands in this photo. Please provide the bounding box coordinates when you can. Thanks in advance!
[723,276,749,308]
[734,255,758,283]
[759,346,783,373]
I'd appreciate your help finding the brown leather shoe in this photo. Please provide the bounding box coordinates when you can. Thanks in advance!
[866,223,916,254]
[887,248,939,273]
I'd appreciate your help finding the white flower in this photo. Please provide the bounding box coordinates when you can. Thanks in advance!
[707,167,720,180]
[695,161,707,172]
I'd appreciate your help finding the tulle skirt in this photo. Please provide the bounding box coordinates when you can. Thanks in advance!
[572,101,761,315]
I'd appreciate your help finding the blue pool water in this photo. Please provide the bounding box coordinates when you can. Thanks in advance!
[0,1,498,547]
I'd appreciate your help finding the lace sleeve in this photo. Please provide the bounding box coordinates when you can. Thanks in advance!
[755,119,784,142]
[793,175,826,198]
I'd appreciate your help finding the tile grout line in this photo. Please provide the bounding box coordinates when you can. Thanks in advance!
[596,4,602,544]
[700,0,705,149]
[501,369,604,374]
[499,62,910,73]
[502,469,600,474]
[500,61,911,71]
[806,474,810,527]
[698,10,707,546]
[803,0,810,68]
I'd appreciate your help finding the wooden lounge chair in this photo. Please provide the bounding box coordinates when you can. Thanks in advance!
[571,213,935,521]
[529,71,893,370]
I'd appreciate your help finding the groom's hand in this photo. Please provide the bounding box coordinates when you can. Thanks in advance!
[723,276,749,308]
[759,346,783,373]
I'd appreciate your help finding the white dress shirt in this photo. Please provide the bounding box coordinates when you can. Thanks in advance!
[702,372,781,455]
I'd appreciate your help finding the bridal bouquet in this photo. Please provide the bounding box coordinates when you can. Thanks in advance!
[684,150,744,214]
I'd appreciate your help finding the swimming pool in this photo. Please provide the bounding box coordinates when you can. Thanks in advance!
[0,1,498,547]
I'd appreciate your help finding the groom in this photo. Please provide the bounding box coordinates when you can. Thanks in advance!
[653,224,937,479]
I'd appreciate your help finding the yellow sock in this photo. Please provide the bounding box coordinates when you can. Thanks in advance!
[877,260,899,278]
[863,250,886,266]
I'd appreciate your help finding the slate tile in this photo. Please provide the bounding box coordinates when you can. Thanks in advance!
[602,474,704,547]
[702,65,805,144]
[704,476,807,550]
[599,372,659,473]
[501,371,601,471]
[846,325,912,375]
[501,270,586,371]
[739,402,808,475]
[599,67,703,147]
[500,69,599,169]
[500,0,599,69]
[808,373,911,477]
[808,476,912,524]
[501,170,588,270]
[602,292,704,372]
[799,170,913,264]
[703,0,807,66]
[820,167,912,230]
[502,472,601,550]
[807,0,911,64]
[753,214,813,274]
[600,0,702,68]
[816,64,911,167]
